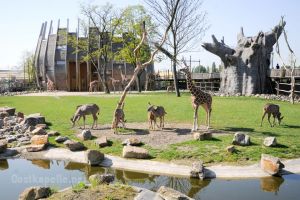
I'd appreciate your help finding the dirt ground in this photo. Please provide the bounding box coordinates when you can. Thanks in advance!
[77,122,228,148]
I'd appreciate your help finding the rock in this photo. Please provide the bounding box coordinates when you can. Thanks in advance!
[6,135,17,143]
[193,132,212,141]
[85,150,104,165]
[30,135,49,145]
[0,106,15,116]
[22,113,45,127]
[18,136,31,143]
[17,112,24,119]
[31,127,47,135]
[122,138,142,146]
[35,124,47,129]
[260,154,285,176]
[0,111,9,119]
[226,145,236,153]
[18,186,51,200]
[122,146,149,159]
[89,173,115,185]
[13,125,21,132]
[157,186,194,200]
[190,161,205,180]
[64,140,85,151]
[95,136,109,147]
[232,132,250,146]
[55,136,69,143]
[0,119,3,129]
[0,140,7,153]
[47,130,59,137]
[263,137,277,147]
[78,130,92,140]
[26,144,47,152]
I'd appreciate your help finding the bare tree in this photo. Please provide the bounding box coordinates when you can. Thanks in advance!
[112,0,180,127]
[145,0,208,97]
[79,3,123,93]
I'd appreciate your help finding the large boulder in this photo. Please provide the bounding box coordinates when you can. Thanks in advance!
[0,107,15,116]
[64,140,85,151]
[193,132,212,141]
[55,136,69,143]
[26,144,47,152]
[263,137,277,147]
[190,161,205,180]
[18,186,51,200]
[30,135,48,145]
[47,130,59,137]
[261,154,285,176]
[157,186,194,200]
[232,132,250,146]
[31,127,47,135]
[122,138,142,146]
[89,173,115,185]
[122,146,149,159]
[78,130,92,141]
[95,136,109,147]
[21,113,45,127]
[0,140,7,153]
[85,150,104,165]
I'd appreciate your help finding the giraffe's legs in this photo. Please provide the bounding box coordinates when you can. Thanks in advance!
[201,103,210,129]
[193,105,199,131]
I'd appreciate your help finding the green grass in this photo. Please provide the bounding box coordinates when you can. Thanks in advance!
[1,92,300,164]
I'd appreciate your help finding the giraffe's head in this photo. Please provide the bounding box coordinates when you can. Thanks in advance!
[179,67,190,75]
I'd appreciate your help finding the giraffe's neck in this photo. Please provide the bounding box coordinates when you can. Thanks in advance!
[185,70,198,95]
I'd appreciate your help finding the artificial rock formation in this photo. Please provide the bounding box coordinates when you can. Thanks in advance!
[202,20,286,95]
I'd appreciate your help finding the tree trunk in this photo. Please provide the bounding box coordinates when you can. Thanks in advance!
[172,53,180,97]
[136,73,142,92]
[202,21,286,95]
[102,63,110,94]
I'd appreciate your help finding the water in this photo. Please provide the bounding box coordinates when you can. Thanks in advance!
[0,159,300,200]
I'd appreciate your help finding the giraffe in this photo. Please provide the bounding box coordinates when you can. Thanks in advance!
[109,77,121,93]
[179,65,212,130]
[89,80,100,92]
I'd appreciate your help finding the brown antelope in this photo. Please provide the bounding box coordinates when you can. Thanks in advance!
[89,80,100,92]
[70,104,100,129]
[148,111,156,130]
[111,102,126,134]
[147,102,167,129]
[261,103,284,127]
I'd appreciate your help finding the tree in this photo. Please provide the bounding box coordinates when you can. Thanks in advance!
[20,51,36,85]
[113,0,180,125]
[192,65,207,73]
[145,0,208,97]
[211,62,217,72]
[115,5,154,92]
[202,20,286,95]
[77,3,123,93]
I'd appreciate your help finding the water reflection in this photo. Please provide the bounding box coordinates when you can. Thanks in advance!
[260,176,284,193]
[0,159,9,170]
[30,159,50,169]
[1,158,299,200]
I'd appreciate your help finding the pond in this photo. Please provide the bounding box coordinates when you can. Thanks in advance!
[0,159,300,200]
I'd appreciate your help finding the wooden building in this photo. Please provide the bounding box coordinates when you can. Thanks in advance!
[34,21,153,91]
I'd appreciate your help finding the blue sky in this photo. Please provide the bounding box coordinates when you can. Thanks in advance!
[0,0,299,70]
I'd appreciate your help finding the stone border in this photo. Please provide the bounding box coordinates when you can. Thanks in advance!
[9,147,300,179]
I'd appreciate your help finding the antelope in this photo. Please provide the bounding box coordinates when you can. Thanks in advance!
[167,85,174,93]
[147,102,167,129]
[111,102,126,134]
[70,104,100,129]
[261,103,284,127]
[89,80,100,92]
[148,111,156,130]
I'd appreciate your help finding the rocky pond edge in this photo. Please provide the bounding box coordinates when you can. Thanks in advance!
[3,147,300,179]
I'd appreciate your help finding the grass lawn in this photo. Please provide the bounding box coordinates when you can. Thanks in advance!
[1,92,300,164]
